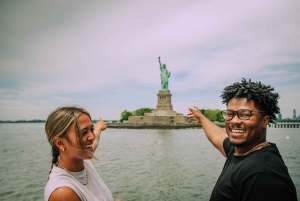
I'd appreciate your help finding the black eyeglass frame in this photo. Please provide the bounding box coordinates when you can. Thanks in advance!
[221,109,266,121]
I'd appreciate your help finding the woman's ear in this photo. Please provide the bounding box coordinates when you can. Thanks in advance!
[53,137,65,150]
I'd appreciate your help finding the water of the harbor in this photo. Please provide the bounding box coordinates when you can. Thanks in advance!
[0,123,299,201]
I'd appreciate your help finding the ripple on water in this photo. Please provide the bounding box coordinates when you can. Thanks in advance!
[1,126,299,200]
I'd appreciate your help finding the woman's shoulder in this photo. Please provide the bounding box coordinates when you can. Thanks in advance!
[48,186,81,201]
[44,166,81,201]
[47,165,73,182]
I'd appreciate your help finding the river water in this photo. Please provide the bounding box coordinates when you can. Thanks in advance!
[0,123,299,201]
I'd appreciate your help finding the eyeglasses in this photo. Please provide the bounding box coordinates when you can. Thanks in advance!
[221,109,266,121]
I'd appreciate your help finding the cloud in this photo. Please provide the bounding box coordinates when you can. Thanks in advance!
[0,0,300,120]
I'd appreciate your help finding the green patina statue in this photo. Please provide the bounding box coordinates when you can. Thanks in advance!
[158,56,171,91]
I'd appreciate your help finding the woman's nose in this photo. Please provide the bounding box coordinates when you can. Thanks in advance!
[87,130,95,141]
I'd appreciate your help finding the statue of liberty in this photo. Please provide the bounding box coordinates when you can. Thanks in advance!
[158,56,171,90]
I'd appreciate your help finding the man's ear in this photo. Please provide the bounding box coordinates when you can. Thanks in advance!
[263,115,269,127]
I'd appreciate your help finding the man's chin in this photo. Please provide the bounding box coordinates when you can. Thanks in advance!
[229,138,245,148]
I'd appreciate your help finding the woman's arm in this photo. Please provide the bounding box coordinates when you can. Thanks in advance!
[92,117,107,152]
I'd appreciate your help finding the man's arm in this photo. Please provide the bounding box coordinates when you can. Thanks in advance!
[188,106,227,157]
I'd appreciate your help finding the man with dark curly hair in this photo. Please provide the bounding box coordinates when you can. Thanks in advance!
[188,78,297,201]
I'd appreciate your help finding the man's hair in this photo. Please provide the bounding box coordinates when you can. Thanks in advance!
[220,78,280,123]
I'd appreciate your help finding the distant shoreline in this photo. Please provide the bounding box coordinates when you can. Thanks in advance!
[106,122,225,129]
[0,120,46,123]
[0,121,224,129]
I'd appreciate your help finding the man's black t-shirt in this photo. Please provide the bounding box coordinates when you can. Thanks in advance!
[209,137,297,201]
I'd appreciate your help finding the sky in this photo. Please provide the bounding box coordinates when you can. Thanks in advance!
[0,0,300,121]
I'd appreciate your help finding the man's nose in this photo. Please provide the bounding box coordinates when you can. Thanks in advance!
[231,112,242,123]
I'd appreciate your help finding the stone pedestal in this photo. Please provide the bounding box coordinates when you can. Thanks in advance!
[128,89,188,125]
[156,90,173,110]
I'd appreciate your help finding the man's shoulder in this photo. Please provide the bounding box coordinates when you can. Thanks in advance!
[237,147,286,176]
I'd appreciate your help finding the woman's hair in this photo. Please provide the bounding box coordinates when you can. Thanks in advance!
[220,78,280,123]
[45,106,92,165]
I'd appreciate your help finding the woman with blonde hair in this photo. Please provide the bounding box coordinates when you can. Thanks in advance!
[44,106,121,201]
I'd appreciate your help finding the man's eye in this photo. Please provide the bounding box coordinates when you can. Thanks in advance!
[240,114,250,119]
[240,112,250,116]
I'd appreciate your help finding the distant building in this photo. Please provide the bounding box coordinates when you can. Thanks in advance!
[293,109,296,119]
[278,113,282,121]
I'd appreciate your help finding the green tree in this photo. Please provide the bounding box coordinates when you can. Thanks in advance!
[120,110,133,122]
[215,110,224,122]
[120,108,152,122]
[133,108,152,116]
[201,109,224,122]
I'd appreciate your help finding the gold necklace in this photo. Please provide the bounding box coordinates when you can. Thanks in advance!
[234,142,270,156]
[61,166,90,190]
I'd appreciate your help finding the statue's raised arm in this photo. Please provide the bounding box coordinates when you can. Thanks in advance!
[158,56,171,91]
[158,56,162,68]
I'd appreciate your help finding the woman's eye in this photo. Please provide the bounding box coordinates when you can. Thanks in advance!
[82,130,87,136]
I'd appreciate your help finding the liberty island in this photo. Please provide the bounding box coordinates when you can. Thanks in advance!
[125,57,188,126]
